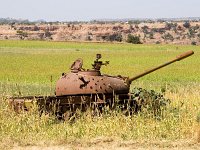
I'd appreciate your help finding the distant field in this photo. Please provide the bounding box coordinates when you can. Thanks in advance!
[0,40,199,149]
[0,41,199,83]
[0,40,199,95]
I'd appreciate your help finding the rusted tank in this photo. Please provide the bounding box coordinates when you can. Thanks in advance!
[9,50,194,117]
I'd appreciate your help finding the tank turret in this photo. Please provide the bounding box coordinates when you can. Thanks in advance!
[56,53,129,96]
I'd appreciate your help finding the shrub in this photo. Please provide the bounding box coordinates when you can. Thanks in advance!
[33,26,39,31]
[162,33,174,41]
[102,34,122,42]
[4,36,8,40]
[142,25,149,34]
[44,30,52,38]
[16,30,28,37]
[191,41,197,45]
[86,36,92,41]
[165,22,177,30]
[127,34,142,44]
[149,32,154,39]
[109,33,122,42]
[188,28,196,38]
[183,22,191,28]
[156,41,161,44]
[152,28,165,34]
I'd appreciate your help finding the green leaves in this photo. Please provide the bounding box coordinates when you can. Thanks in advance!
[131,87,170,115]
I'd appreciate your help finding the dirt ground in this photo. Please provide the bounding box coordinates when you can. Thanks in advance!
[11,139,200,150]
[1,21,200,45]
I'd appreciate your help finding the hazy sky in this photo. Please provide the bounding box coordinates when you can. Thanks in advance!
[0,0,200,21]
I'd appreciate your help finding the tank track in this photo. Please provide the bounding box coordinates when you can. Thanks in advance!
[7,88,170,120]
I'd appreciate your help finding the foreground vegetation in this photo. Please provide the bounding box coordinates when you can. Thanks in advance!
[0,40,200,149]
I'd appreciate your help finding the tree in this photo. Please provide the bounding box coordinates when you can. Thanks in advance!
[127,34,142,44]
[44,30,52,38]
[109,33,122,42]
[183,22,191,28]
[162,33,174,41]
[16,30,28,39]
[149,32,154,39]
[165,22,177,30]
[101,34,123,42]
[191,41,197,45]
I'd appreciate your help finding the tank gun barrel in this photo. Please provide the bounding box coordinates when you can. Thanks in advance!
[128,50,194,84]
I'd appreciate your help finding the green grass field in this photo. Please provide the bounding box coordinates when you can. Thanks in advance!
[0,40,199,95]
[0,40,200,149]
